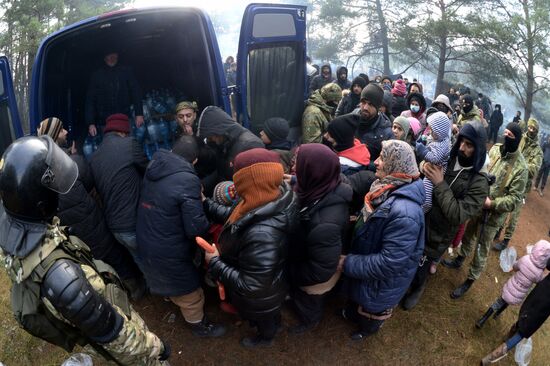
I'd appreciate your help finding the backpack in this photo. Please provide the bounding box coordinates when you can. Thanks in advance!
[4,225,129,353]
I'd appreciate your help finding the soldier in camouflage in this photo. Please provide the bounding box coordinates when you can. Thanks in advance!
[443,123,528,298]
[302,82,342,143]
[494,118,543,251]
[0,135,170,366]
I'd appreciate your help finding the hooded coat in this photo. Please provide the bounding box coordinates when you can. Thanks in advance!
[196,106,264,181]
[456,105,482,128]
[489,105,503,131]
[136,149,210,297]
[519,126,543,188]
[336,66,351,90]
[344,179,425,313]
[302,90,335,143]
[308,64,334,95]
[502,240,550,305]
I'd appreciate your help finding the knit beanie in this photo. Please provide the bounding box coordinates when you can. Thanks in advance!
[527,118,539,132]
[392,116,411,141]
[360,83,384,110]
[263,117,290,143]
[233,148,281,173]
[213,181,239,206]
[320,83,343,104]
[175,101,198,113]
[327,115,358,151]
[104,113,130,134]
[391,79,407,97]
[37,117,63,141]
[351,76,367,90]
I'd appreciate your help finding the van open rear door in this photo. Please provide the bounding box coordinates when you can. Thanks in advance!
[0,56,23,155]
[236,3,307,136]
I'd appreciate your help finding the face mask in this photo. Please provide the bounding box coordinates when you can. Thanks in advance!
[463,104,473,113]
[321,137,335,150]
[503,136,520,154]
[410,105,420,113]
[383,83,391,91]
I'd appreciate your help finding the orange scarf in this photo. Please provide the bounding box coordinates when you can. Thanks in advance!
[228,162,284,223]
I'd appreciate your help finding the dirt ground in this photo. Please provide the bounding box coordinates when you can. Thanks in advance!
[1,187,550,365]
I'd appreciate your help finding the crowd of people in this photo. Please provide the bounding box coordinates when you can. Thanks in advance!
[2,54,550,366]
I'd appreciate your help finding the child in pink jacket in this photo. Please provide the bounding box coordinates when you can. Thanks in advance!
[476,239,550,328]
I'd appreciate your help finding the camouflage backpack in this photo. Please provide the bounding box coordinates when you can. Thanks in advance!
[2,222,128,353]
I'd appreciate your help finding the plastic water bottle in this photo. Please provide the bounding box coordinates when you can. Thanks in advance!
[61,353,93,366]
[514,337,532,366]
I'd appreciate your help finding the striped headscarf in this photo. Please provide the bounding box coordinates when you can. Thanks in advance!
[38,117,63,141]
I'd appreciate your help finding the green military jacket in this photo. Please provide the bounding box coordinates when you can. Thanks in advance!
[425,159,489,259]
[488,144,528,213]
[519,133,543,191]
[302,90,334,143]
[456,105,482,128]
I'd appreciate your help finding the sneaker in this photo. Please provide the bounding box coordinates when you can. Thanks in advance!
[191,317,227,338]
[442,255,465,269]
[240,335,273,348]
[481,342,508,365]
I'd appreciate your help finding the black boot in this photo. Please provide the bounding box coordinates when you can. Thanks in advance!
[475,307,494,329]
[450,279,474,299]
[402,283,427,310]
[442,255,465,269]
[190,317,227,338]
[240,335,274,348]
[492,239,509,251]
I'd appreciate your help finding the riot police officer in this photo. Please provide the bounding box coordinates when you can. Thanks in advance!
[0,135,170,365]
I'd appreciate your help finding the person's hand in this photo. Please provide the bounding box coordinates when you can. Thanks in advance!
[283,174,294,184]
[135,115,144,128]
[452,124,459,135]
[70,141,77,155]
[483,197,492,209]
[423,162,444,185]
[89,124,97,137]
[204,244,219,264]
[183,124,194,136]
[337,255,346,272]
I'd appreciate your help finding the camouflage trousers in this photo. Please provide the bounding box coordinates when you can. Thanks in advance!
[502,199,524,241]
[458,211,506,280]
[88,306,167,366]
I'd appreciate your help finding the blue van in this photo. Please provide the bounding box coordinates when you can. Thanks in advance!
[0,3,307,154]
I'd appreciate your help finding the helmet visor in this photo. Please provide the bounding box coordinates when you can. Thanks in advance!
[40,135,78,194]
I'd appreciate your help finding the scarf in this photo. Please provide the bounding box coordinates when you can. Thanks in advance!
[228,162,283,223]
[361,173,418,221]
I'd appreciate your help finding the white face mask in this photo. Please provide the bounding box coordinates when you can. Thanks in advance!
[410,105,420,113]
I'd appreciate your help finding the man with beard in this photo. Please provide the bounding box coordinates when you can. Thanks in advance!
[335,66,351,90]
[351,83,393,163]
[494,119,542,251]
[308,64,335,95]
[443,123,528,298]
[302,83,342,143]
[402,121,490,309]
[335,76,367,117]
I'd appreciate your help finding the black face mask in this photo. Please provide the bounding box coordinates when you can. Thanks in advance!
[457,150,474,167]
[463,104,473,113]
[503,136,521,154]
[321,137,336,151]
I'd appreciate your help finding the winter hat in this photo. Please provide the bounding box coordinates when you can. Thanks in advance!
[213,181,239,206]
[391,79,407,97]
[327,115,358,151]
[406,92,427,112]
[37,117,64,141]
[408,117,422,138]
[360,84,384,110]
[450,121,487,173]
[358,73,370,84]
[382,91,393,110]
[432,94,452,112]
[392,116,410,141]
[352,76,367,90]
[426,111,451,141]
[530,240,550,268]
[528,118,539,132]
[175,100,198,113]
[463,95,474,113]
[320,83,343,104]
[233,148,281,173]
[104,113,130,134]
[263,117,290,142]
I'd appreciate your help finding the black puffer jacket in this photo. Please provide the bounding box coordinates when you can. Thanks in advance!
[57,155,115,260]
[308,64,334,95]
[197,106,264,181]
[289,182,352,286]
[90,133,148,232]
[207,185,297,318]
[136,149,210,297]
[85,64,143,126]
[335,92,360,117]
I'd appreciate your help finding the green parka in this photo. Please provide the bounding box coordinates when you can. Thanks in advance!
[519,131,543,193]
[301,90,334,143]
[488,144,528,213]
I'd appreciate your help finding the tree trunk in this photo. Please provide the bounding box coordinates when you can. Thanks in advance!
[522,0,534,121]
[434,0,448,97]
[375,0,391,75]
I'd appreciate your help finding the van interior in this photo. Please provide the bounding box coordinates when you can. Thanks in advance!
[38,8,222,144]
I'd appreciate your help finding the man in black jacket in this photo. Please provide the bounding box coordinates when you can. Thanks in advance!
[335,76,367,117]
[85,50,144,137]
[308,64,334,95]
[137,136,226,338]
[90,114,148,260]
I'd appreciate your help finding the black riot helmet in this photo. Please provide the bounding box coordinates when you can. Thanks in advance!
[0,135,78,221]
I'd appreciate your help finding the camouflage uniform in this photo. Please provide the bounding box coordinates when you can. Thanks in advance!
[501,119,543,241]
[3,219,167,366]
[456,105,482,129]
[458,144,528,280]
[302,83,342,143]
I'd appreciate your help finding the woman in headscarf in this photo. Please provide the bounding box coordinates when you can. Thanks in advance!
[204,148,296,347]
[338,140,425,340]
[287,144,353,334]
[392,116,414,145]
